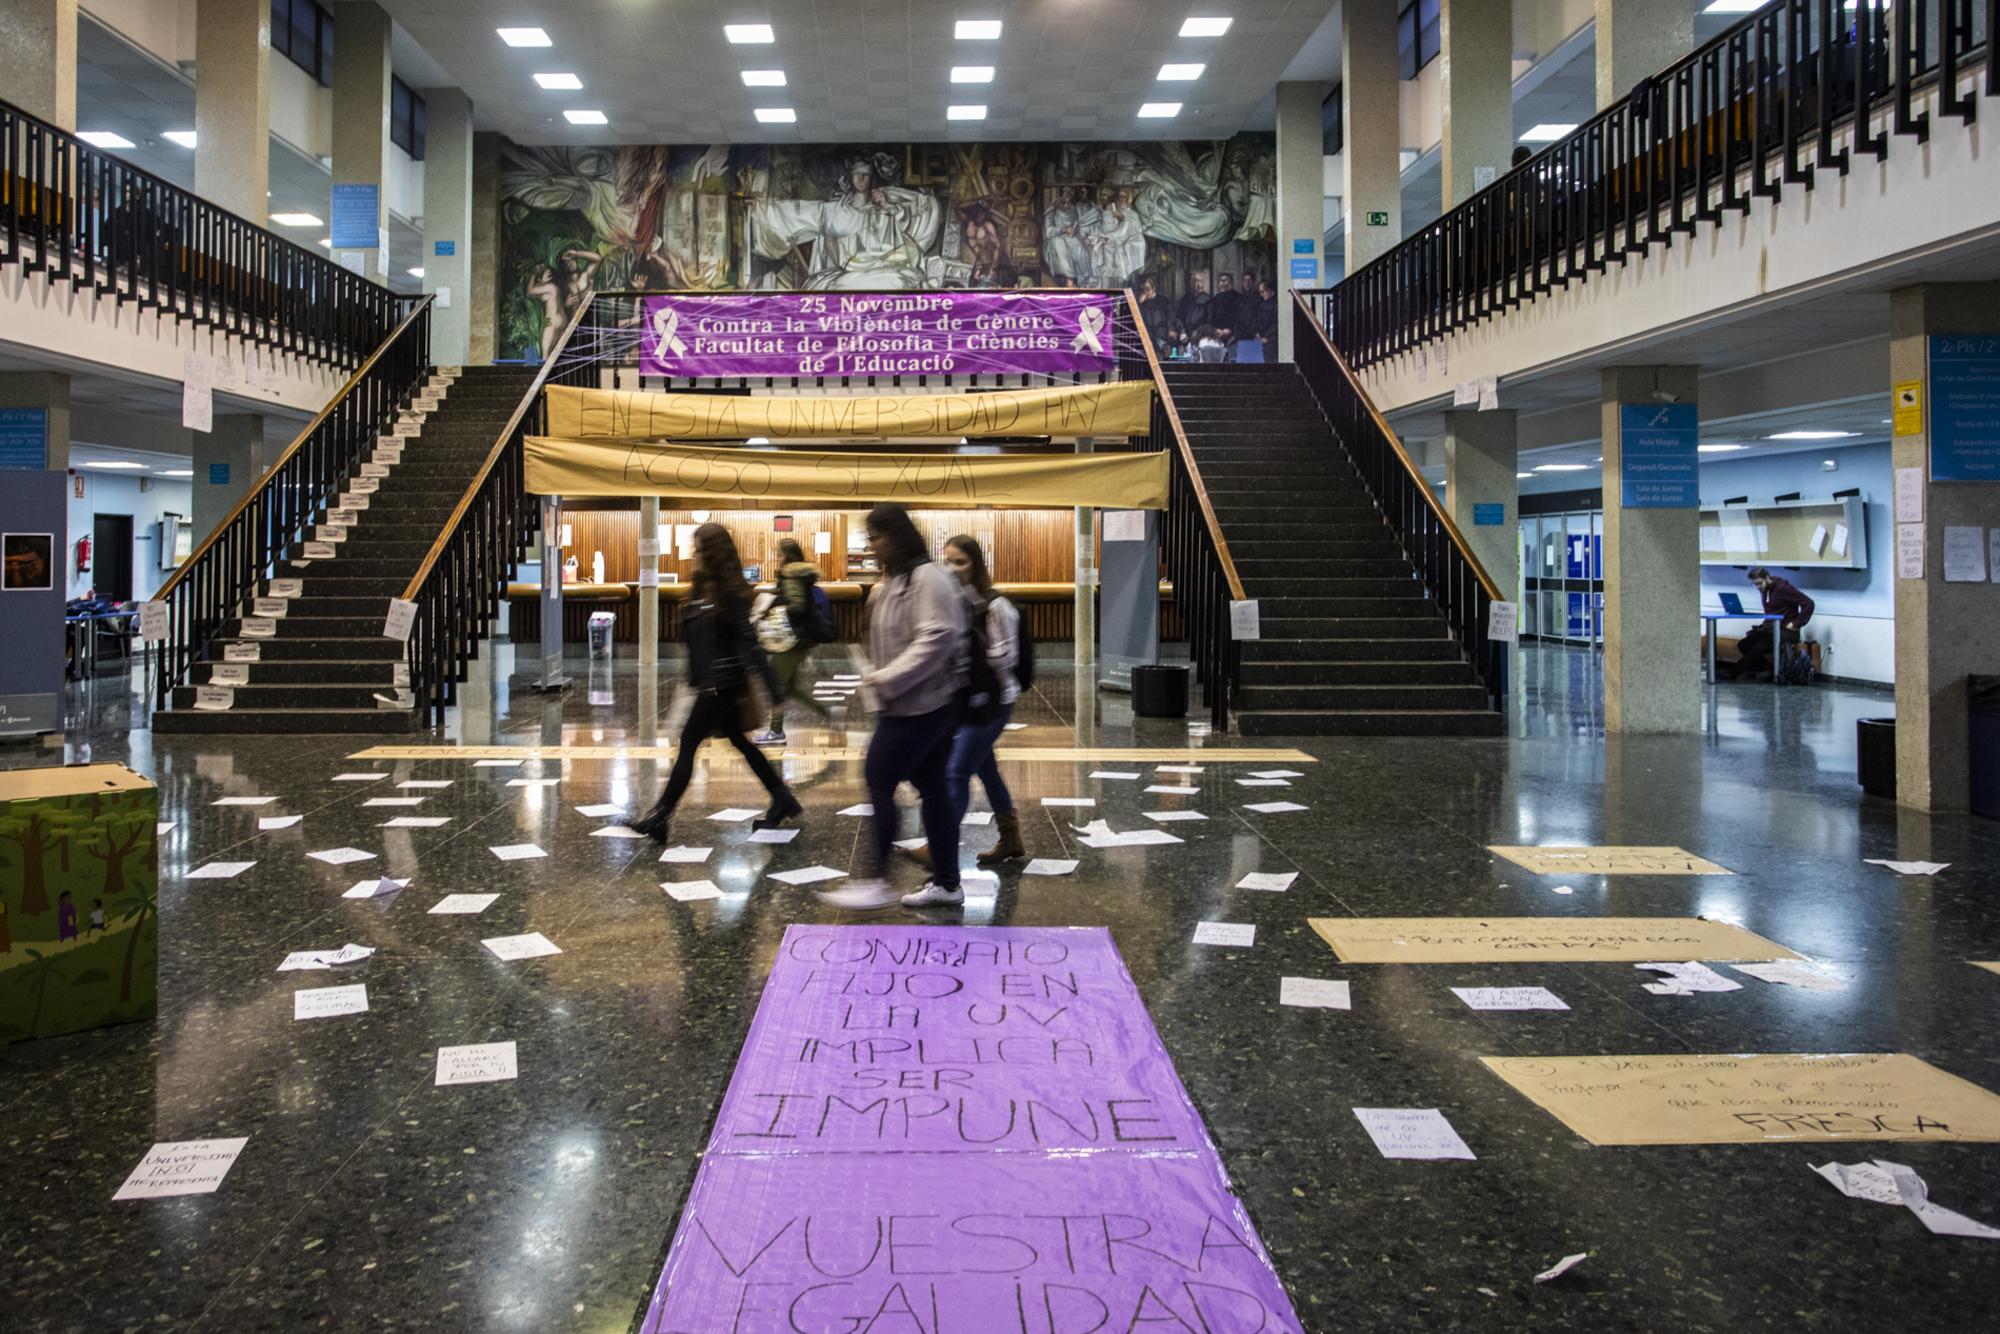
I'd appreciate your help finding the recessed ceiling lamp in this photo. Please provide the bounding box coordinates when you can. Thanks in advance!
[161,469,193,477]
[740,70,786,86]
[408,267,425,278]
[754,107,797,123]
[563,109,608,124]
[83,460,148,470]
[1769,430,1857,440]
[1698,443,1747,453]
[534,72,583,90]
[1702,2,1767,14]
[955,20,1002,40]
[162,130,197,148]
[947,104,987,120]
[1138,102,1183,118]
[1534,463,1591,472]
[497,27,552,47]
[1159,63,1206,80]
[1180,17,1233,37]
[1516,472,1534,479]
[270,212,322,226]
[724,23,775,43]
[78,131,135,149]
[1519,123,1577,142]
[951,66,994,82]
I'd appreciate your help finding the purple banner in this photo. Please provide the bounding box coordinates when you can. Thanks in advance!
[641,926,1300,1331]
[639,292,1118,379]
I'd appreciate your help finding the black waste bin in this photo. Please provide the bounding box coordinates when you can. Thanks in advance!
[1970,676,2000,820]
[1131,664,1189,719]
[1857,717,1896,800]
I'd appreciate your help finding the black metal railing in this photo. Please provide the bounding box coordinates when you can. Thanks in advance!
[1291,294,1506,712]
[1312,0,1993,369]
[1,95,401,368]
[1125,292,1244,730]
[401,299,597,728]
[151,299,434,708]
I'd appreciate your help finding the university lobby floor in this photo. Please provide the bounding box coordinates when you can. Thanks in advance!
[5,643,1999,1331]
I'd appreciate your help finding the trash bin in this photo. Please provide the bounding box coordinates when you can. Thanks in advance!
[1970,676,2000,820]
[587,611,616,660]
[1131,664,1189,719]
[1856,717,1896,800]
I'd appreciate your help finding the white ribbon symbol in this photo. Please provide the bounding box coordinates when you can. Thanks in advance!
[1071,305,1107,355]
[651,306,688,364]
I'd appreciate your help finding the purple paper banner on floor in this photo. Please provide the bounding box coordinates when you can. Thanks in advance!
[638,291,1119,379]
[640,926,1300,1332]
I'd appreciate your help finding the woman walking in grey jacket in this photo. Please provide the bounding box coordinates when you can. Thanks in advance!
[819,503,968,910]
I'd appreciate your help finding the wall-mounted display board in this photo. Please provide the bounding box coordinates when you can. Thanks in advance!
[1698,495,1867,570]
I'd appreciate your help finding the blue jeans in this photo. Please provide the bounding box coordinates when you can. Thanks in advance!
[947,702,1014,822]
[864,703,961,888]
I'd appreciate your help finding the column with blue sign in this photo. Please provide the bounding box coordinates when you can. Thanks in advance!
[1602,367,1701,735]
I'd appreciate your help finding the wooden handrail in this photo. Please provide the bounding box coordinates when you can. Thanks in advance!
[1123,288,1246,603]
[155,295,434,603]
[399,294,597,599]
[1292,291,1502,601]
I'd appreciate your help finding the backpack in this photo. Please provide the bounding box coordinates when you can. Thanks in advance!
[960,614,1005,725]
[752,592,797,654]
[1777,642,1815,687]
[1008,602,1035,691]
[804,583,836,644]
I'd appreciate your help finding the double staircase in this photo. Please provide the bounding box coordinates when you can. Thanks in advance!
[1162,363,1502,737]
[153,365,537,734]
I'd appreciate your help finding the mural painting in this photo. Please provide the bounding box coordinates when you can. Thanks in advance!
[498,136,1278,364]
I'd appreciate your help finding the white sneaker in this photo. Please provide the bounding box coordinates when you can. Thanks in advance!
[901,881,965,908]
[819,878,900,910]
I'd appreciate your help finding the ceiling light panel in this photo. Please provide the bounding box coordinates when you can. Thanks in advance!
[269,212,322,226]
[162,130,197,148]
[1180,17,1233,37]
[947,104,987,121]
[951,65,994,82]
[1137,102,1183,118]
[754,107,797,124]
[740,70,786,86]
[725,23,775,43]
[533,72,582,90]
[1519,123,1577,142]
[1158,63,1206,80]
[78,131,135,149]
[497,27,552,47]
[563,109,608,124]
[955,20,1002,39]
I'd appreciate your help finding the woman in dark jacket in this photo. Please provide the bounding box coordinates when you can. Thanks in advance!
[633,523,800,842]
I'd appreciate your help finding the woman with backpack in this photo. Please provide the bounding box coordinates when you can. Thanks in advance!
[752,537,833,745]
[818,503,967,911]
[632,522,801,842]
[905,534,1026,869]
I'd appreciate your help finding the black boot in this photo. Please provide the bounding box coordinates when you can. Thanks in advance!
[752,792,803,831]
[631,802,672,843]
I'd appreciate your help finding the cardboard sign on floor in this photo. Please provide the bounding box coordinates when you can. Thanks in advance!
[1487,845,1733,875]
[1480,1053,2000,1145]
[1306,916,1800,964]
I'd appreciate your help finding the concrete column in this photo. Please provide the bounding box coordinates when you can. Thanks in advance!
[1075,437,1097,669]
[192,414,267,537]
[468,131,502,365]
[331,1,393,280]
[0,372,71,469]
[1440,0,1514,210]
[1888,284,2000,812]
[637,496,659,672]
[1342,0,1402,271]
[1273,81,1324,363]
[1444,409,1519,599]
[421,88,474,365]
[0,0,77,130]
[1600,366,1699,734]
[1595,0,1693,110]
[193,0,270,224]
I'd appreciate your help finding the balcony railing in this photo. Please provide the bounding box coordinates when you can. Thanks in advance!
[1,95,402,369]
[151,299,434,708]
[1310,0,1993,370]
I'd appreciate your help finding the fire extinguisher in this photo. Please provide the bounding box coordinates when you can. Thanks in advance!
[76,534,92,573]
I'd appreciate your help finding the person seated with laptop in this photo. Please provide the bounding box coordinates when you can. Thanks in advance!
[1720,566,1814,681]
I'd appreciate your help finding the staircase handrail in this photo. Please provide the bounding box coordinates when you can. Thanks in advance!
[1310,0,1994,370]
[1290,292,1506,712]
[149,296,435,709]
[397,295,599,725]
[1124,290,1245,730]
[1,94,402,368]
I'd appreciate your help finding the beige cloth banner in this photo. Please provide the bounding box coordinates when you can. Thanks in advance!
[525,436,1170,509]
[1306,916,1800,964]
[544,381,1153,441]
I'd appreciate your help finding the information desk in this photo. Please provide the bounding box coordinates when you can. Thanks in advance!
[504,581,1180,646]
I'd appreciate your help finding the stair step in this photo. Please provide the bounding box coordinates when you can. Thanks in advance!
[191,659,405,686]
[221,614,391,638]
[1236,709,1504,737]
[1239,682,1491,711]
[1239,659,1476,686]
[1259,616,1451,640]
[151,707,420,735]
[276,596,395,619]
[210,633,404,658]
[1234,572,1422,597]
[1240,637,1464,661]
[170,682,406,710]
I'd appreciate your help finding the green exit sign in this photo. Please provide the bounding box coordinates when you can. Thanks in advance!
[1365,210,1390,227]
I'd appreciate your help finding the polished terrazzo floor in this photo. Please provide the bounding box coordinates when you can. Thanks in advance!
[6,643,1999,1332]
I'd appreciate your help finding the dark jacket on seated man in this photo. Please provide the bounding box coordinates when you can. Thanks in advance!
[1758,574,1814,628]
[1727,568,1814,680]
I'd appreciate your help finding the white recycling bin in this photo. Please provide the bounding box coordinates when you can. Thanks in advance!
[587,611,616,660]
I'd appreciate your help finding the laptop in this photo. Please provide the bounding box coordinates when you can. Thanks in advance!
[1718,591,1746,615]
